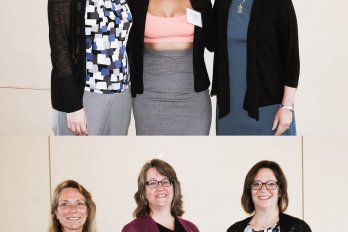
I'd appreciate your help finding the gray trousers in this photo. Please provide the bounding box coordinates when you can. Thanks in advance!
[53,88,131,135]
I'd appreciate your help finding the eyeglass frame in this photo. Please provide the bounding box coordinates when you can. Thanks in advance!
[145,178,174,189]
[250,180,279,190]
[57,200,87,210]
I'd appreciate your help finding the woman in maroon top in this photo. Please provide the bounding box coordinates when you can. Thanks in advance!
[122,159,200,232]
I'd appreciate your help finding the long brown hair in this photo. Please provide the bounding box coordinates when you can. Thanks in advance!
[48,180,97,232]
[133,159,184,217]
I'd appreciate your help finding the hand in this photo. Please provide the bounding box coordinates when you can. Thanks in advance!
[67,108,88,136]
[272,108,292,136]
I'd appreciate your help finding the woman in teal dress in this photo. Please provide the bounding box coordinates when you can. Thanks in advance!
[212,0,299,135]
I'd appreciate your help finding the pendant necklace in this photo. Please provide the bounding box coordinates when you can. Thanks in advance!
[237,0,247,14]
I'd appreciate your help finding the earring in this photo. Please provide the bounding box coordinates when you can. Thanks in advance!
[143,195,147,205]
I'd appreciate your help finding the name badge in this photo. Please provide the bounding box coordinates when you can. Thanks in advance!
[186,8,202,28]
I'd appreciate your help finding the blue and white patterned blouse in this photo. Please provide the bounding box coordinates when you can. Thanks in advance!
[85,0,132,94]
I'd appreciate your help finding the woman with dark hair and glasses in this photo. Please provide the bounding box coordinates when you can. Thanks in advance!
[227,160,311,232]
[48,180,96,232]
[122,159,200,232]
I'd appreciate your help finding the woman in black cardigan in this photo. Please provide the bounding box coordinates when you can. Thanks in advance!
[227,160,311,232]
[48,0,133,135]
[212,0,299,135]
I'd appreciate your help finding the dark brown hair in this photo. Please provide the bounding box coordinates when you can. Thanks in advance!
[48,180,97,232]
[241,160,289,214]
[133,159,184,217]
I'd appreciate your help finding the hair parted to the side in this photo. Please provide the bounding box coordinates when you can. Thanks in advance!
[48,180,97,232]
[241,160,289,214]
[133,159,184,217]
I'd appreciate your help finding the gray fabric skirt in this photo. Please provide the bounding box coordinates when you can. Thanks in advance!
[133,48,211,135]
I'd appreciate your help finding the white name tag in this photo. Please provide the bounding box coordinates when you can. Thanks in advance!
[186,8,202,28]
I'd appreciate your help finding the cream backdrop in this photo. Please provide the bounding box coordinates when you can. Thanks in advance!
[1,136,348,231]
[0,0,348,135]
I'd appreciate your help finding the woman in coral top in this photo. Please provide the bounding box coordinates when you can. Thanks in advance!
[128,0,214,135]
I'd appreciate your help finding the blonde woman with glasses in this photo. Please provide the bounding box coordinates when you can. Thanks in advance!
[48,180,96,232]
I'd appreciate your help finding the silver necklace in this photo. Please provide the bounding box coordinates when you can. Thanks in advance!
[237,0,247,14]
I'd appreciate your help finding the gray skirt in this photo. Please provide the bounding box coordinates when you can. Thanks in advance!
[133,48,211,135]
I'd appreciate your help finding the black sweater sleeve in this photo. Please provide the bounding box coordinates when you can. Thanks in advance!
[48,0,84,112]
[203,0,216,52]
[278,0,300,88]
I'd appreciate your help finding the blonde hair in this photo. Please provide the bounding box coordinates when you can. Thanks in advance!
[48,180,97,232]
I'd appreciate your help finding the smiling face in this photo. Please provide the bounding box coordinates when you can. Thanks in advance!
[145,167,174,214]
[251,168,279,212]
[56,188,88,232]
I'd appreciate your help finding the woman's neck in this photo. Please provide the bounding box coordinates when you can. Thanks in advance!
[151,209,175,230]
[250,208,279,230]
[63,229,83,232]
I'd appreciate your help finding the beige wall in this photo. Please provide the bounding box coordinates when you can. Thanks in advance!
[2,136,347,231]
[303,137,348,231]
[50,137,302,231]
[0,89,52,135]
[1,0,348,135]
[0,137,51,231]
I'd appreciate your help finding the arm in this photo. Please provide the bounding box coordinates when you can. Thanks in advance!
[272,86,296,135]
[278,0,300,88]
[67,108,88,136]
[48,0,83,111]
[203,0,216,52]
[304,224,312,232]
[48,0,87,135]
[272,0,299,135]
[121,222,142,232]
[210,0,219,95]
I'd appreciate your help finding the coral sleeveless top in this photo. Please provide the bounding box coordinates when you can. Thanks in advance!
[144,12,194,43]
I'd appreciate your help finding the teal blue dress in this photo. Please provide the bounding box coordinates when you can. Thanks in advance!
[216,0,296,135]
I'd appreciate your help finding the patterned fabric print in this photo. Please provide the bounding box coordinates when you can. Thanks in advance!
[244,223,280,232]
[85,0,132,94]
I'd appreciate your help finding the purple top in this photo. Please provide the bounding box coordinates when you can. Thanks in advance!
[122,216,200,232]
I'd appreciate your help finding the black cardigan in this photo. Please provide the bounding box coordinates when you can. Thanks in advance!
[127,0,215,97]
[227,213,312,232]
[212,0,300,120]
[48,0,88,113]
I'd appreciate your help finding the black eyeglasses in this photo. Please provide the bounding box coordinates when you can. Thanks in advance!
[145,179,173,189]
[251,180,278,190]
